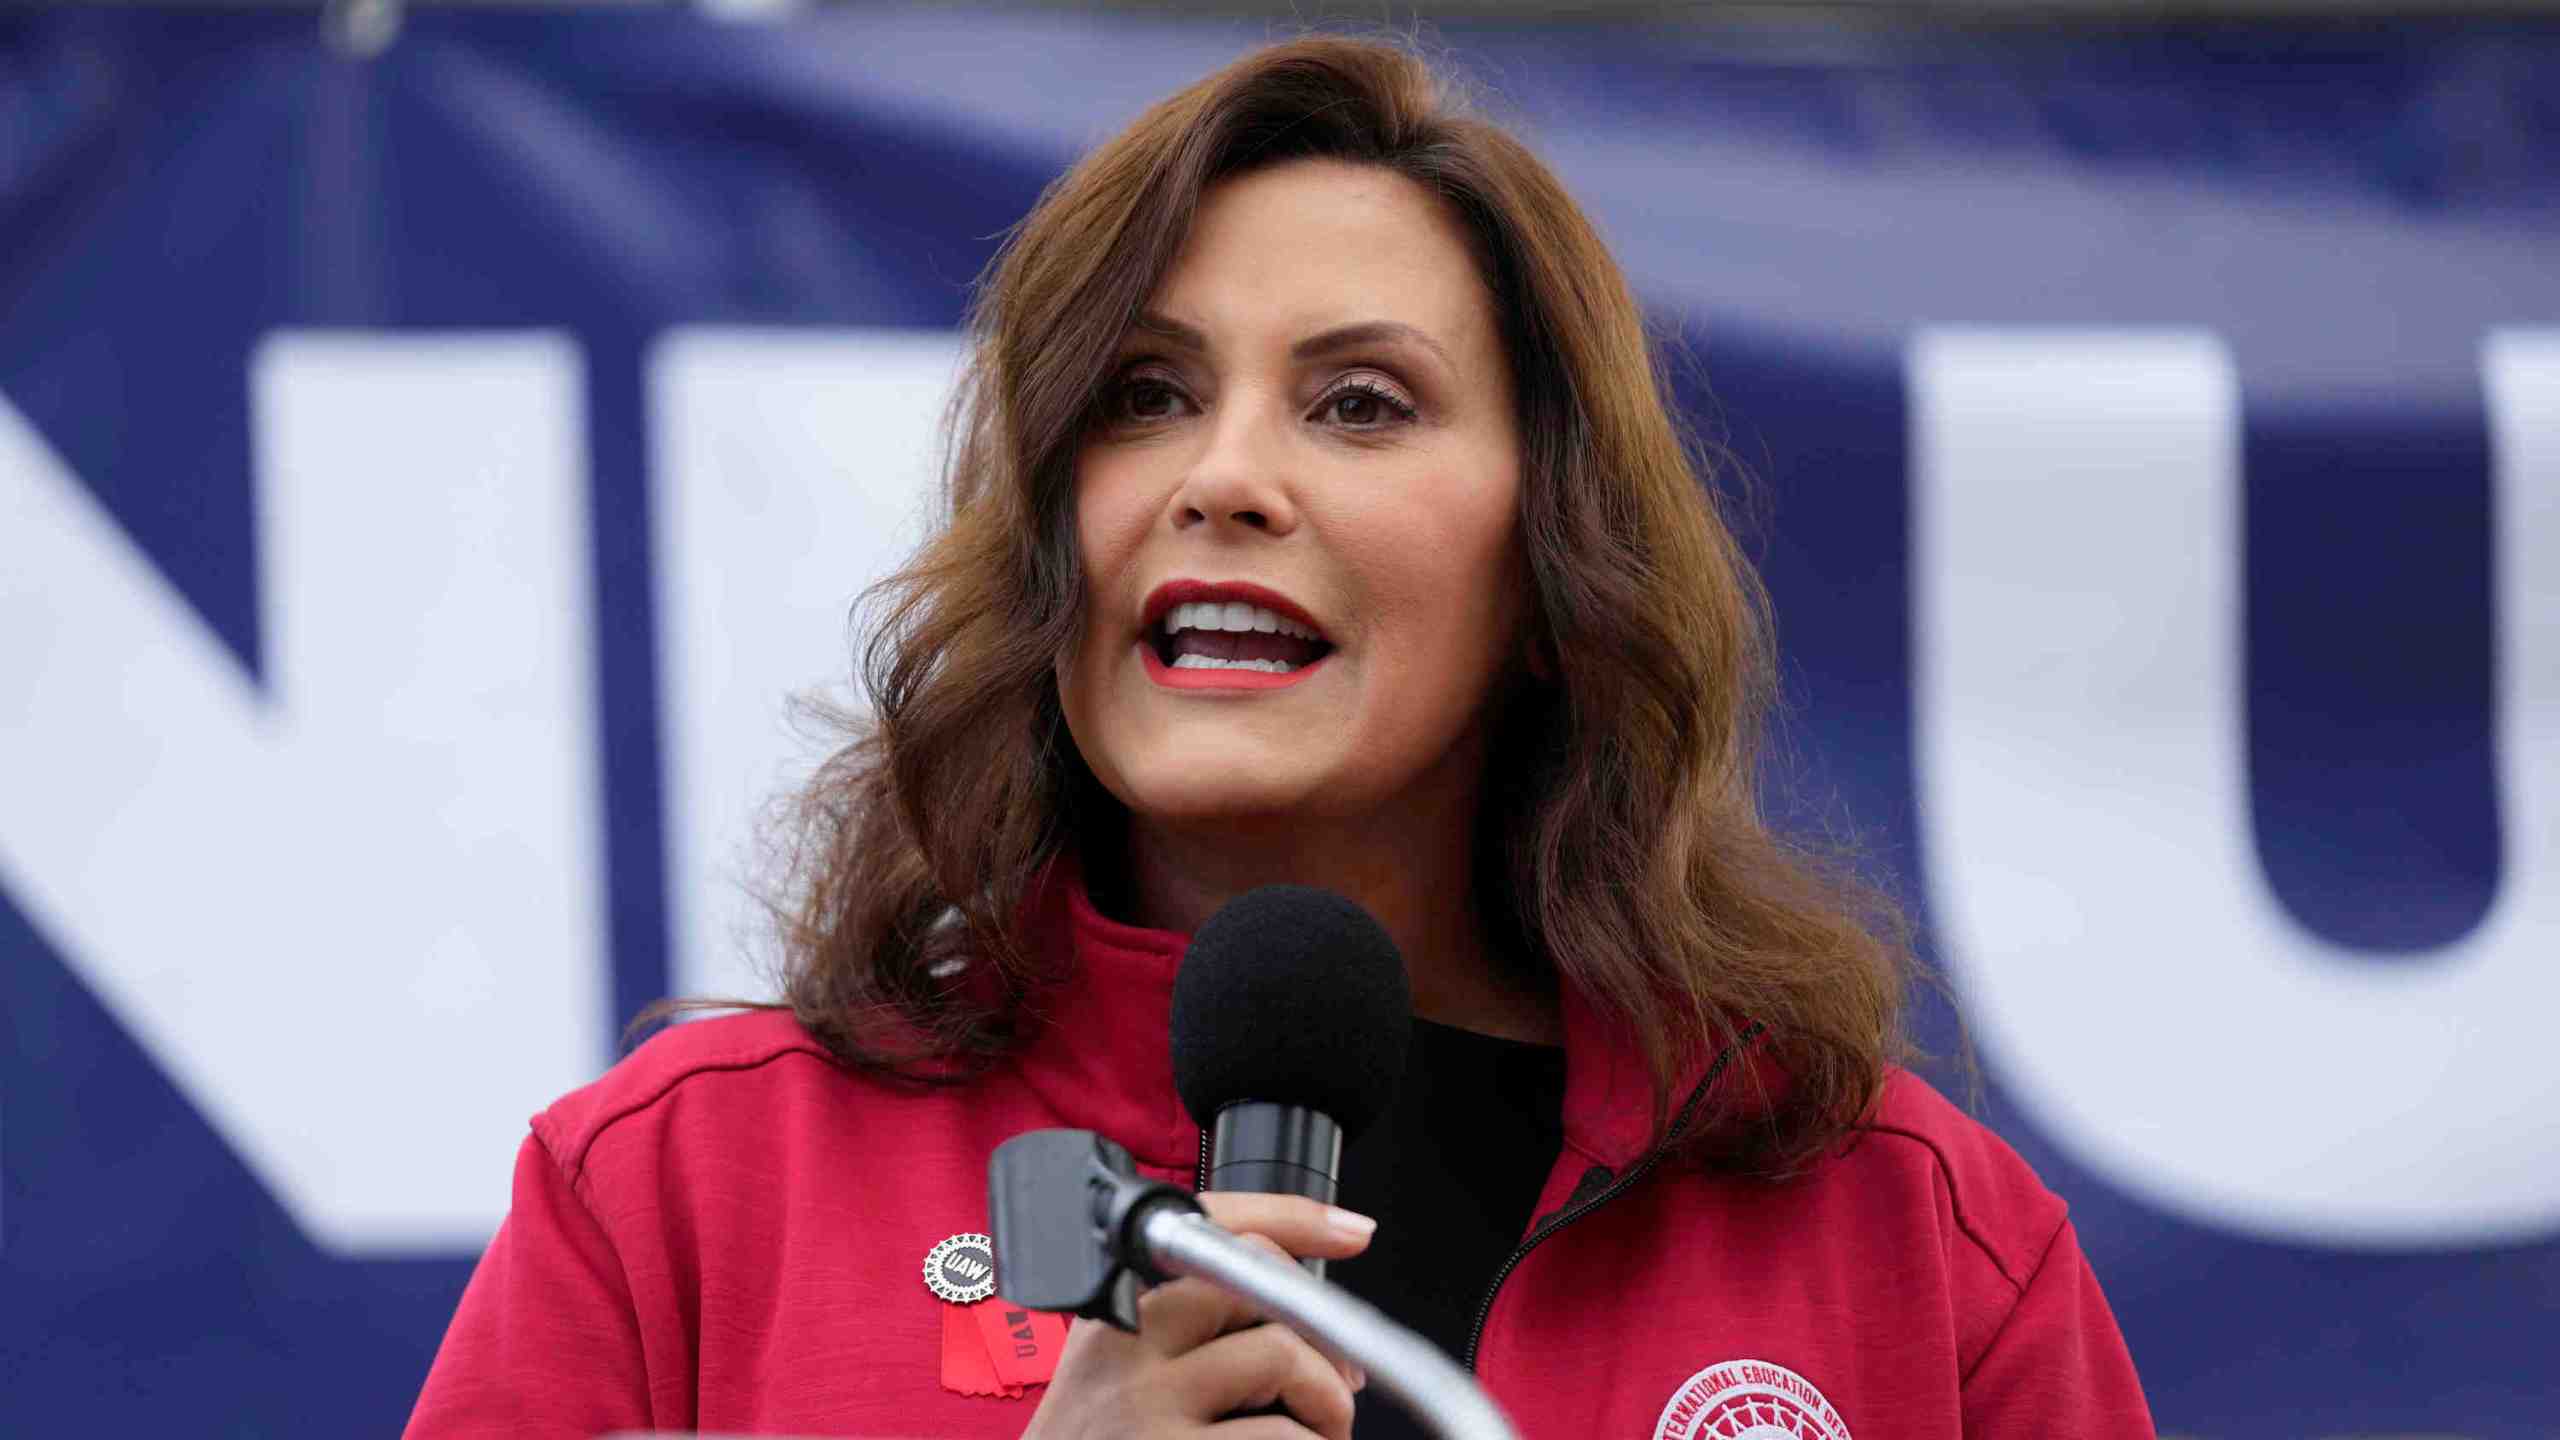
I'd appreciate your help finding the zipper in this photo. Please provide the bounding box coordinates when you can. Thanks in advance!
[1459,1020,1765,1372]
[1196,1123,1212,1192]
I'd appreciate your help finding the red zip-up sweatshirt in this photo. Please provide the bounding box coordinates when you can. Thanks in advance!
[407,867,2154,1438]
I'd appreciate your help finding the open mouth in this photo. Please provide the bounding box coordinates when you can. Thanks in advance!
[1149,598,1336,674]
[1137,582,1337,689]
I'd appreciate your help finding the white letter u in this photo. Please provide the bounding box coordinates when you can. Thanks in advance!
[1912,329,2560,1249]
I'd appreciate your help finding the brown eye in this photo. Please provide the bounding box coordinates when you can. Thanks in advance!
[1120,378,1181,421]
[1314,377,1416,430]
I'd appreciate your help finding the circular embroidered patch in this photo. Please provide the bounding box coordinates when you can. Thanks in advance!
[923,1232,998,1305]
[1650,1358,1852,1440]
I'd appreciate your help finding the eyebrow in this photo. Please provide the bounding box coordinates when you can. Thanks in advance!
[1129,311,1457,375]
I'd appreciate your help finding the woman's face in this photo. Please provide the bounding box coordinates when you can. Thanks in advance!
[1058,158,1527,829]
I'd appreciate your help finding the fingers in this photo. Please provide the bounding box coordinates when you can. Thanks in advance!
[1136,1233,1303,1356]
[1174,1323,1360,1440]
[1136,1234,1363,1393]
[1023,1201,1374,1440]
[1135,1274,1262,1357]
[1194,1192,1377,1263]
[1204,1420,1336,1440]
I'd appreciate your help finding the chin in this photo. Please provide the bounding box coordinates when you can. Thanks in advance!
[1117,760,1339,825]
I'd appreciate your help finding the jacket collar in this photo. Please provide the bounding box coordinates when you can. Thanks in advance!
[1008,857,1678,1176]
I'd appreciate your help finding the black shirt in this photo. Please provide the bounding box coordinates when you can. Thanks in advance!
[1328,1017,1569,1440]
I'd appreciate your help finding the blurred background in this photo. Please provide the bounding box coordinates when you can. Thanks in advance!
[4,1,2556,1434]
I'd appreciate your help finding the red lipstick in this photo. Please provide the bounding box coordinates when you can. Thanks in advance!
[1140,642,1327,690]
[1139,579,1328,638]
[1136,579,1333,692]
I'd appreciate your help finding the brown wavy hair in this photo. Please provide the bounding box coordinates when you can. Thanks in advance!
[751,35,1915,1175]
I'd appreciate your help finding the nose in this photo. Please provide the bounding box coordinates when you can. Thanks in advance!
[1170,404,1298,537]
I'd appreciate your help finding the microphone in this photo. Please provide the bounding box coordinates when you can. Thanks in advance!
[1170,885,1410,1278]
[988,1128,1521,1440]
[994,887,1518,1438]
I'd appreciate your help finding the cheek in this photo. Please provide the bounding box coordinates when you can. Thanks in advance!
[1340,488,1526,707]
[1383,449,1518,595]
[1068,459,1147,633]
[1071,460,1124,571]
[1057,458,1148,759]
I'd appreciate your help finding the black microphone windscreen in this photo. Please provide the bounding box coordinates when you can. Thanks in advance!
[1170,885,1411,1143]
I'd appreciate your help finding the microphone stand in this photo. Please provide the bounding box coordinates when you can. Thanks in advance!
[989,1129,1520,1440]
[1136,1205,1519,1440]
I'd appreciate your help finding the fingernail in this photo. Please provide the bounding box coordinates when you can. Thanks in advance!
[1326,1207,1377,1238]
[1350,1363,1369,1391]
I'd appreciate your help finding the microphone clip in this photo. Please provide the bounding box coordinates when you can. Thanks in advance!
[988,1128,1201,1333]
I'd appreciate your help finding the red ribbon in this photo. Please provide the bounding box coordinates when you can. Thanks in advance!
[940,1298,1069,1398]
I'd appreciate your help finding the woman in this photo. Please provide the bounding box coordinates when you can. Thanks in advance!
[408,37,2151,1440]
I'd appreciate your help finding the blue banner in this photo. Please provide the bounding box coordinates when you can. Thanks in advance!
[4,9,2556,1434]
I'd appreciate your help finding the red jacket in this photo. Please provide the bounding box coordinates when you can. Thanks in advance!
[408,869,2154,1438]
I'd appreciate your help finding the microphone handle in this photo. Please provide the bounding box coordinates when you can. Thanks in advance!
[1138,1207,1518,1440]
[1206,1102,1344,1278]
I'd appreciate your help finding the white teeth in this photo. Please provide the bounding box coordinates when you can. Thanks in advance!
[1169,654,1298,673]
[1161,600,1321,641]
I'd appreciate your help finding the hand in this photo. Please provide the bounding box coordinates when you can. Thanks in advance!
[1020,1192,1377,1440]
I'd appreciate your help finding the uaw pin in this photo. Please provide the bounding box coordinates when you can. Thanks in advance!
[925,1233,999,1305]
[927,1231,1068,1399]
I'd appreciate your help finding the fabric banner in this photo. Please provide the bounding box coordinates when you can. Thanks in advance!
[3,8,2555,1434]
